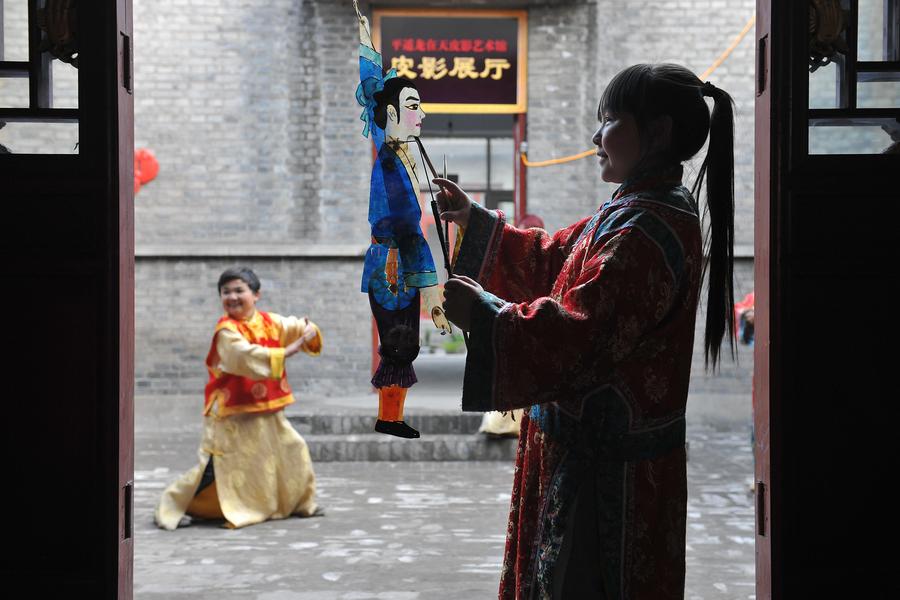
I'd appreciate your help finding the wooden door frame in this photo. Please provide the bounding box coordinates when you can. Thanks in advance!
[116,0,136,596]
[753,2,774,597]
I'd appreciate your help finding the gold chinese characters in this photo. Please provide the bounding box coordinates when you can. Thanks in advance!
[390,55,512,81]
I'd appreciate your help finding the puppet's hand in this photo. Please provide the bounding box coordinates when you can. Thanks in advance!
[421,285,451,334]
[431,306,452,335]
[358,15,372,47]
[385,248,399,288]
[442,275,483,332]
[353,0,366,24]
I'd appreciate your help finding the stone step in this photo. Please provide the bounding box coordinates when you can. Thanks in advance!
[288,412,485,436]
[306,433,518,462]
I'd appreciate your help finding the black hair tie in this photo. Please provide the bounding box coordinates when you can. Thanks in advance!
[701,81,717,97]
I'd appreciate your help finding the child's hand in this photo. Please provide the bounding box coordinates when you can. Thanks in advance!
[285,337,305,358]
[285,318,317,357]
[433,178,473,229]
[442,275,483,332]
[302,327,318,343]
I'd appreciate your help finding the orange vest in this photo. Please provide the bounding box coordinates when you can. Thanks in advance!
[204,310,294,417]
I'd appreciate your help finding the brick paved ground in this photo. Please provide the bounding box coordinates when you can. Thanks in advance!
[134,423,755,599]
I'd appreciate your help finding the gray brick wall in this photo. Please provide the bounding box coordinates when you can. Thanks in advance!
[135,257,371,398]
[132,0,335,246]
[525,1,604,236]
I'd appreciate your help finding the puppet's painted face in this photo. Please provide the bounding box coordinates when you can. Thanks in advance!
[592,110,642,183]
[220,278,260,321]
[386,86,425,141]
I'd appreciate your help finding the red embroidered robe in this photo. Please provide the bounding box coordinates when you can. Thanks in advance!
[455,167,702,599]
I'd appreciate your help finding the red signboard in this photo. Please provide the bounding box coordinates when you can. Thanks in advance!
[374,9,527,114]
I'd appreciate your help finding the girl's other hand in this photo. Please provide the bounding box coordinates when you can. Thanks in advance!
[442,275,483,331]
[433,177,473,229]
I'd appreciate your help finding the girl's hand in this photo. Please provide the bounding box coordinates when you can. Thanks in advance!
[433,177,473,229]
[442,275,483,332]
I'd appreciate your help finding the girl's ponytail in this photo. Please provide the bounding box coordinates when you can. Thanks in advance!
[692,82,736,369]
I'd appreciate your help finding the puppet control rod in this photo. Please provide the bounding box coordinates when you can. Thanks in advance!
[408,136,470,348]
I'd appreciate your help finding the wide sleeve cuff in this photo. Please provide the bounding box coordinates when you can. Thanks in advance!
[269,348,286,380]
[405,271,439,288]
[461,291,509,412]
[454,203,504,283]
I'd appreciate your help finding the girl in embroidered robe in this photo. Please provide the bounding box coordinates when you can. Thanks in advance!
[436,64,737,599]
[355,7,450,439]
[155,267,323,530]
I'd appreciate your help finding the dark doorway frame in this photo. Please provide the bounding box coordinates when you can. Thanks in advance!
[0,1,134,597]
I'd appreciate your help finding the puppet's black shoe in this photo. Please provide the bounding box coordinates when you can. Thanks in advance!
[375,419,420,439]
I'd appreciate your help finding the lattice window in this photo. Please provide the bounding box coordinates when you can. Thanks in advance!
[0,1,79,154]
[808,0,900,154]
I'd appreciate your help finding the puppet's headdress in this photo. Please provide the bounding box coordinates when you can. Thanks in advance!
[356,67,398,139]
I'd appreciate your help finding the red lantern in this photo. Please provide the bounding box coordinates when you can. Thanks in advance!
[135,148,159,184]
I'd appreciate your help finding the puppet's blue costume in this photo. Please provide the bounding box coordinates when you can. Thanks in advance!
[357,43,437,388]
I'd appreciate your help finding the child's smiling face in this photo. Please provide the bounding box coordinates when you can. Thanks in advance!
[220,278,259,320]
[592,111,643,183]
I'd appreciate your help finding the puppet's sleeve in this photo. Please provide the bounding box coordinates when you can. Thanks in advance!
[358,44,382,95]
[274,313,324,357]
[397,232,438,289]
[215,328,284,381]
[461,225,679,413]
[357,43,385,143]
[453,203,593,303]
[380,157,438,289]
